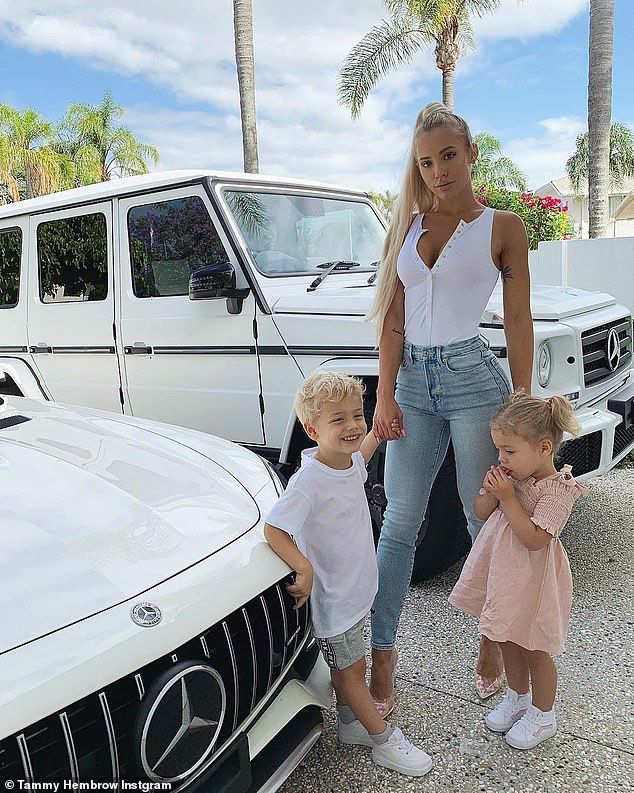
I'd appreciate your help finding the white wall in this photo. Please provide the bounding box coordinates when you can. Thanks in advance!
[529,237,634,317]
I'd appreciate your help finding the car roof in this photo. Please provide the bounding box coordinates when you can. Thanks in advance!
[0,170,367,220]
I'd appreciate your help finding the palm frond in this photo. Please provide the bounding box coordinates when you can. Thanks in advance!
[339,17,428,118]
[226,192,268,236]
[566,132,588,194]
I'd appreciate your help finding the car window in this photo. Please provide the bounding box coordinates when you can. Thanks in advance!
[38,213,108,303]
[128,196,231,298]
[223,190,384,276]
[0,228,21,307]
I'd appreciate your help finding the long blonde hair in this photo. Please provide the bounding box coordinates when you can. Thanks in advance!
[366,102,475,341]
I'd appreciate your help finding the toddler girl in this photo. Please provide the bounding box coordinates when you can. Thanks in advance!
[449,391,588,749]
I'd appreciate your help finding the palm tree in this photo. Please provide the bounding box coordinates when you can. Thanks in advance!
[62,91,159,182]
[566,123,634,196]
[0,106,74,199]
[339,0,503,115]
[471,133,527,190]
[586,0,614,238]
[233,0,259,173]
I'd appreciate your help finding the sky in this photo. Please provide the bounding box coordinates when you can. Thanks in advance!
[0,0,632,193]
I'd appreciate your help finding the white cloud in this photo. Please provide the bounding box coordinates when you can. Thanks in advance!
[472,0,588,40]
[505,116,586,189]
[0,0,589,189]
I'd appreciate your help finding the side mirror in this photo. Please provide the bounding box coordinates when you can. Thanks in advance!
[189,262,250,314]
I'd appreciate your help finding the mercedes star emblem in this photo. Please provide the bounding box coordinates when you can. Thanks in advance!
[607,327,621,372]
[136,662,226,784]
[131,602,162,627]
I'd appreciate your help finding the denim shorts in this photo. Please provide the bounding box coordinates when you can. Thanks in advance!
[316,615,367,670]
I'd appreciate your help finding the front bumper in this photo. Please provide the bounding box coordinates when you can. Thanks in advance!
[560,374,634,478]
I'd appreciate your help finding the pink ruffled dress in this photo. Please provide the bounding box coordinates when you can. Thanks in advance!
[449,465,588,655]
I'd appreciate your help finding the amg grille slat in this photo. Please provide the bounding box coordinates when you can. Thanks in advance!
[583,349,607,364]
[222,622,240,732]
[242,608,259,713]
[16,735,33,783]
[260,595,275,691]
[276,585,289,671]
[98,693,119,782]
[59,713,79,782]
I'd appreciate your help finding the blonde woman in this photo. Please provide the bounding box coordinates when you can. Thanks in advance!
[367,103,533,712]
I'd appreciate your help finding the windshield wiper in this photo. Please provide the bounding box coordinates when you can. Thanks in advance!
[307,260,361,292]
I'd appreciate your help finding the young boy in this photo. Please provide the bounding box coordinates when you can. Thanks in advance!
[264,371,432,777]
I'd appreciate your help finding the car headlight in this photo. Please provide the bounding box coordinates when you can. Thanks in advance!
[537,341,552,387]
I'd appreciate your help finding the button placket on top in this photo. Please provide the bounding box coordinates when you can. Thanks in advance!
[415,217,473,345]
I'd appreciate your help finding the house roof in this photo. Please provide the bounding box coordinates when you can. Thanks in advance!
[614,192,634,220]
[534,174,634,197]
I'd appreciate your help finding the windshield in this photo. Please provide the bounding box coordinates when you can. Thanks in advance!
[223,189,385,276]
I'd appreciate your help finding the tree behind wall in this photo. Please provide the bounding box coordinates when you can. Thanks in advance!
[587,0,614,238]
[233,0,259,173]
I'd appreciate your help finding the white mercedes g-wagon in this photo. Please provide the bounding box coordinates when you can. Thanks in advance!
[0,170,632,580]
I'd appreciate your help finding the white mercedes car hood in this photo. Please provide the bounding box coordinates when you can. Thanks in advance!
[271,282,616,321]
[0,398,266,651]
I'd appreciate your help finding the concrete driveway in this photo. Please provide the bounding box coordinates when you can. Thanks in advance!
[281,466,634,792]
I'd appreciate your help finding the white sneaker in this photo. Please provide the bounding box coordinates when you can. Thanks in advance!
[337,718,374,747]
[372,727,433,777]
[485,689,531,733]
[505,704,557,750]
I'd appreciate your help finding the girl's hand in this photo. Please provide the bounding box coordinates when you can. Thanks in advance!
[486,466,515,502]
[373,396,405,441]
[285,564,313,609]
[483,465,502,493]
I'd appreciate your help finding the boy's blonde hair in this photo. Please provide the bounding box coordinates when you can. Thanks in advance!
[295,370,365,425]
[492,390,580,454]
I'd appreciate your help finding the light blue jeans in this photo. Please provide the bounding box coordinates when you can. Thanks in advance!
[371,335,511,650]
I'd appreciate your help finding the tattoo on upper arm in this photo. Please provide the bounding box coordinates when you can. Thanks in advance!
[391,327,404,336]
[500,264,512,281]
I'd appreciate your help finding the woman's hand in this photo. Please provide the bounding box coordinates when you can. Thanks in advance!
[485,466,515,503]
[373,395,405,441]
[285,563,314,609]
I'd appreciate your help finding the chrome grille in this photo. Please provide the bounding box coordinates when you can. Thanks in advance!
[0,577,311,785]
[582,318,633,387]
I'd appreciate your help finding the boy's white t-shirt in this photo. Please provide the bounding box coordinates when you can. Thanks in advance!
[265,447,378,639]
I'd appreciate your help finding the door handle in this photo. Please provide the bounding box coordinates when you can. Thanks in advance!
[30,344,52,354]
[124,343,152,355]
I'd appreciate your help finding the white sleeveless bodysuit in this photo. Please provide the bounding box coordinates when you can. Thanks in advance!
[396,207,499,347]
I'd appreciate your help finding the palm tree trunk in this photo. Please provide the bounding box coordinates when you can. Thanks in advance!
[25,162,34,200]
[442,68,455,110]
[587,0,614,238]
[233,0,259,174]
